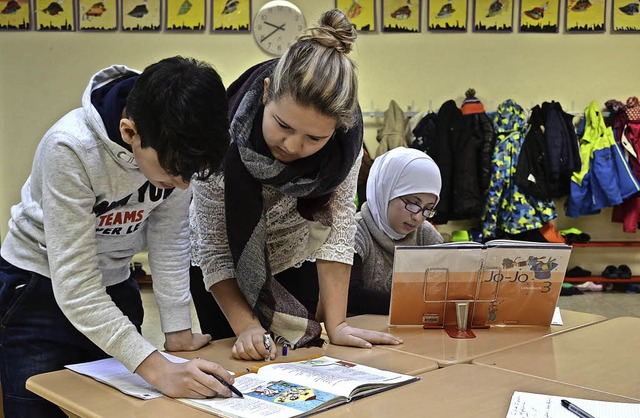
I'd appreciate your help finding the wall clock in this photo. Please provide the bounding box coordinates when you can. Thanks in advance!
[253,1,306,56]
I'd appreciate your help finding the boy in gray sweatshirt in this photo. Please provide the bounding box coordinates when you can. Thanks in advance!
[0,56,234,417]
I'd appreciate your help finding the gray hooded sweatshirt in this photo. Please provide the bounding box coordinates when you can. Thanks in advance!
[1,65,193,372]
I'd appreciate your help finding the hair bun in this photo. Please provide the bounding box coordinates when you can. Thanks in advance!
[300,9,357,54]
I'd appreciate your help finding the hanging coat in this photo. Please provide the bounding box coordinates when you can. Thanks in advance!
[566,101,640,218]
[480,99,556,240]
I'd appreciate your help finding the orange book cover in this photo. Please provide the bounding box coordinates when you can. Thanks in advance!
[389,241,572,327]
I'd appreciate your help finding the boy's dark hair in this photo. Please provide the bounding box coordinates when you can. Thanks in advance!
[126,56,230,182]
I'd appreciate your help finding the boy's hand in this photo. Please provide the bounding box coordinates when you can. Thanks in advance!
[164,329,212,352]
[326,321,403,349]
[231,324,276,361]
[136,352,234,398]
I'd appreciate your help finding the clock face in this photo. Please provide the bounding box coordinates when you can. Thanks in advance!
[253,1,306,56]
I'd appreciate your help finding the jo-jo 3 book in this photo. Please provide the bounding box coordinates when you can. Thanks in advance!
[389,240,572,327]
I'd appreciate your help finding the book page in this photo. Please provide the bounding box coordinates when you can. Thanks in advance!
[65,352,187,400]
[179,373,343,418]
[506,391,640,417]
[255,356,417,399]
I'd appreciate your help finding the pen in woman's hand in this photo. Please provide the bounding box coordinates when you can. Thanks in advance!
[561,399,596,418]
[209,373,244,398]
[263,332,272,361]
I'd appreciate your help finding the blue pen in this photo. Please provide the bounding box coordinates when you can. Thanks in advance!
[561,399,596,418]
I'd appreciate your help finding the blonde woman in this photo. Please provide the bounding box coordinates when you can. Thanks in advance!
[190,9,402,361]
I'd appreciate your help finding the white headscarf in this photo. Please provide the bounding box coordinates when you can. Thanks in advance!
[366,147,442,240]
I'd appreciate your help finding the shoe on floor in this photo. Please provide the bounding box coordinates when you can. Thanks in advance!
[602,265,619,278]
[618,264,632,278]
[566,266,592,277]
[575,281,603,291]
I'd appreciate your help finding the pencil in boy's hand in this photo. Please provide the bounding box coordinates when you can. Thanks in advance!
[209,373,244,398]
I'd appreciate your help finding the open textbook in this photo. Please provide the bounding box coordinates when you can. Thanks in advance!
[178,356,419,418]
[389,240,572,327]
[506,391,640,417]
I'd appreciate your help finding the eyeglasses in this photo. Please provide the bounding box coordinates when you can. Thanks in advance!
[400,198,437,219]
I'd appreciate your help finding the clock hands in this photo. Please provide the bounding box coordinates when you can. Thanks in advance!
[260,21,286,42]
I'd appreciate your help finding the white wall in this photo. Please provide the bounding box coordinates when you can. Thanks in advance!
[1,0,638,273]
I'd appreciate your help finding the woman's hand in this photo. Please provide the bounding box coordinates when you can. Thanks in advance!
[231,324,276,361]
[326,321,403,348]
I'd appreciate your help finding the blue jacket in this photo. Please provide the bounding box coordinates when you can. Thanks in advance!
[566,101,640,217]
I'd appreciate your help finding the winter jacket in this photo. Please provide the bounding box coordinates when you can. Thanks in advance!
[376,100,407,157]
[566,101,640,218]
[542,101,581,198]
[451,110,495,219]
[516,105,553,200]
[480,99,556,240]
[429,100,465,224]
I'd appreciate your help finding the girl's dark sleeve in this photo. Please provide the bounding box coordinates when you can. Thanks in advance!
[347,254,391,315]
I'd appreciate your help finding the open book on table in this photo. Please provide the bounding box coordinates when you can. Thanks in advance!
[178,356,419,418]
[389,240,572,327]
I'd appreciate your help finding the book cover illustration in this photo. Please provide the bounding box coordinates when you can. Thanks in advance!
[389,242,571,327]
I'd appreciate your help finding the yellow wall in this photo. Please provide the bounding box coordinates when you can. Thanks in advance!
[1,0,638,274]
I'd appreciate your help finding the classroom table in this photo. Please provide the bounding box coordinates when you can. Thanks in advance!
[318,364,640,417]
[344,309,606,367]
[26,336,439,418]
[472,316,640,401]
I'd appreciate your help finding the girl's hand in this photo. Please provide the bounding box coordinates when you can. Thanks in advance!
[326,321,403,348]
[231,325,276,361]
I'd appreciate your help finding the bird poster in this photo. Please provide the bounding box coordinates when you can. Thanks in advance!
[122,0,161,31]
[519,0,559,32]
[35,0,75,30]
[0,0,31,30]
[212,0,250,31]
[166,0,204,30]
[382,0,421,32]
[612,0,640,32]
[565,0,605,31]
[473,0,514,31]
[336,0,376,31]
[79,0,117,30]
[428,0,467,31]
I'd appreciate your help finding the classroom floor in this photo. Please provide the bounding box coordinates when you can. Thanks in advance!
[138,284,640,350]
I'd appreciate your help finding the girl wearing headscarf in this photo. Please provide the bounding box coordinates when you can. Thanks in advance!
[348,147,444,315]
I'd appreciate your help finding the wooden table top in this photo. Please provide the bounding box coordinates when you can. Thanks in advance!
[27,336,438,418]
[344,309,607,366]
[472,316,640,401]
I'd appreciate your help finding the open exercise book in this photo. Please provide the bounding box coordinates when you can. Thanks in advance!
[178,356,419,418]
[390,240,572,327]
[506,391,640,417]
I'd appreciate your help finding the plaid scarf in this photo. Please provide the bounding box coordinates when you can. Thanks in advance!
[224,60,362,348]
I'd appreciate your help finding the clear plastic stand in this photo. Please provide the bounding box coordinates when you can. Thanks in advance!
[422,266,501,339]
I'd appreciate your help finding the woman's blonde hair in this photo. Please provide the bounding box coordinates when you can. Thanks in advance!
[268,9,358,129]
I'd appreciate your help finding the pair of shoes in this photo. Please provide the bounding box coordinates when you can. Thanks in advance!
[602,265,633,278]
[559,228,591,244]
[566,266,592,277]
[618,264,632,278]
[575,281,603,292]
